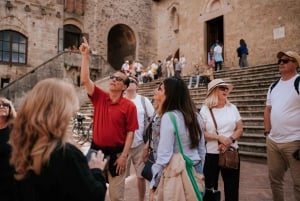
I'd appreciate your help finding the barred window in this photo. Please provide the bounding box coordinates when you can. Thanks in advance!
[0,30,27,65]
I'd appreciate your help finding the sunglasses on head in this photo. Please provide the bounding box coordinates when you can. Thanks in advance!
[218,86,229,91]
[110,75,124,82]
[278,58,295,64]
[0,103,10,108]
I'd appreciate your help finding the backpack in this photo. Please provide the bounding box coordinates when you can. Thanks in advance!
[270,75,300,95]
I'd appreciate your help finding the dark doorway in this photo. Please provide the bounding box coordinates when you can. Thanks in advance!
[63,25,82,50]
[206,16,224,58]
[174,49,180,60]
[107,24,136,70]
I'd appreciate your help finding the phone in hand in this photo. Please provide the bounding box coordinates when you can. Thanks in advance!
[86,149,98,161]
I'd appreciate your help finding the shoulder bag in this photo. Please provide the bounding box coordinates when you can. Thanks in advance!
[209,109,239,170]
[168,112,204,201]
[141,117,155,181]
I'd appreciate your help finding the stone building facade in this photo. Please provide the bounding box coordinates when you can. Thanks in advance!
[0,0,299,87]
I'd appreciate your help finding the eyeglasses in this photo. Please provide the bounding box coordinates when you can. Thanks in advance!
[218,86,229,91]
[278,59,295,64]
[0,103,10,108]
[110,75,124,82]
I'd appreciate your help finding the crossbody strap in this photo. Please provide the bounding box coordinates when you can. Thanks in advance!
[209,108,218,135]
[168,112,203,201]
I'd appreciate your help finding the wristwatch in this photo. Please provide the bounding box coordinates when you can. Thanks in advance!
[264,131,270,136]
[229,136,235,143]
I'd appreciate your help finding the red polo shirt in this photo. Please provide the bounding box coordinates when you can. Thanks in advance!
[89,86,138,147]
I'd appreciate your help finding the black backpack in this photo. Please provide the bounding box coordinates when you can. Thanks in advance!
[270,75,300,95]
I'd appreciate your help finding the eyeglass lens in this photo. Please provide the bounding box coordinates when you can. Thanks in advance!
[110,75,124,82]
[219,86,229,91]
[0,103,10,108]
[278,59,294,64]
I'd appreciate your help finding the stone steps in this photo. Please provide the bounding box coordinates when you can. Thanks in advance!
[136,65,279,161]
[76,64,281,162]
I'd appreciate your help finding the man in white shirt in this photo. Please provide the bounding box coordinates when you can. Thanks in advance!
[124,76,154,201]
[264,51,300,201]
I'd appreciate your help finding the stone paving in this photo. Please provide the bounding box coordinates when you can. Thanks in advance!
[80,143,295,201]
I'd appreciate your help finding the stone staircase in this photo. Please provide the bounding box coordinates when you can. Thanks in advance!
[77,64,281,162]
[137,64,281,162]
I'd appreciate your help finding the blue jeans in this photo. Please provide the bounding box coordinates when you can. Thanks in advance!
[188,76,200,87]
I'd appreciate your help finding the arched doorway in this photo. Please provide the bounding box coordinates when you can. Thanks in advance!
[107,24,136,70]
[63,24,82,50]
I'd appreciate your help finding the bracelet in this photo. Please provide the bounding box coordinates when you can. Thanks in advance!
[264,131,270,136]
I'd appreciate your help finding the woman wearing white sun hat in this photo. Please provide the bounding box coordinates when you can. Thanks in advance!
[200,78,243,201]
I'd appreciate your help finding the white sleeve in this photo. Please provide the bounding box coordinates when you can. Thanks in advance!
[144,97,155,117]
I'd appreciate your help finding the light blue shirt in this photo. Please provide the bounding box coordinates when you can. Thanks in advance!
[150,110,206,188]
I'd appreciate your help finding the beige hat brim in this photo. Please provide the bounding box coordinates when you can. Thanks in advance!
[277,51,300,66]
[207,83,233,97]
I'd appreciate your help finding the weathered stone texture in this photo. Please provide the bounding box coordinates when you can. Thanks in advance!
[0,0,299,87]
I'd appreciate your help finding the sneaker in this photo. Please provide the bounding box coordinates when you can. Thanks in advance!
[188,85,191,89]
[194,85,198,88]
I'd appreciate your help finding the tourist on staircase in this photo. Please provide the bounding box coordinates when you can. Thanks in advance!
[200,79,243,201]
[124,76,154,201]
[264,50,300,201]
[79,37,138,201]
[0,97,16,201]
[10,78,108,201]
[149,77,206,201]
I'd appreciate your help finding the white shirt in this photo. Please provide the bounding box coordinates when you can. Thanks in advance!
[266,74,300,143]
[130,95,154,148]
[200,104,241,153]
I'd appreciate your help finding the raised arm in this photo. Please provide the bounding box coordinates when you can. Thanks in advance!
[79,37,95,96]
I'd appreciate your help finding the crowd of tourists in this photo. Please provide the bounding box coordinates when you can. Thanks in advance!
[0,35,299,201]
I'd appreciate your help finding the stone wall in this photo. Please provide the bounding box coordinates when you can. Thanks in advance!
[0,52,114,109]
[0,0,155,82]
[153,0,300,75]
[0,0,299,89]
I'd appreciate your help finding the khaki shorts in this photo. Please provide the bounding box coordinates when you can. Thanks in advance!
[126,143,146,178]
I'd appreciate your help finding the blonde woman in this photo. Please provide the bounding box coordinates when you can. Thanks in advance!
[10,78,107,201]
[200,79,243,201]
[0,97,16,201]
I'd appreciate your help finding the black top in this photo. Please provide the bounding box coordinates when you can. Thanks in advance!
[15,143,107,201]
[0,126,15,201]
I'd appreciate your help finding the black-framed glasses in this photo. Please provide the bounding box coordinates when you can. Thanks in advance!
[218,86,229,91]
[110,75,124,82]
[278,59,295,64]
[0,103,10,108]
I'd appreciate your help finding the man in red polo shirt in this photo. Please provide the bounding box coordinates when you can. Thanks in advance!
[80,37,138,201]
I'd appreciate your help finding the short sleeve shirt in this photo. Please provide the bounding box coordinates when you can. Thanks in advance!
[89,86,138,147]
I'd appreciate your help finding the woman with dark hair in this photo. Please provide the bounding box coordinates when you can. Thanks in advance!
[237,39,249,67]
[149,77,206,200]
[0,97,17,201]
[9,78,108,201]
